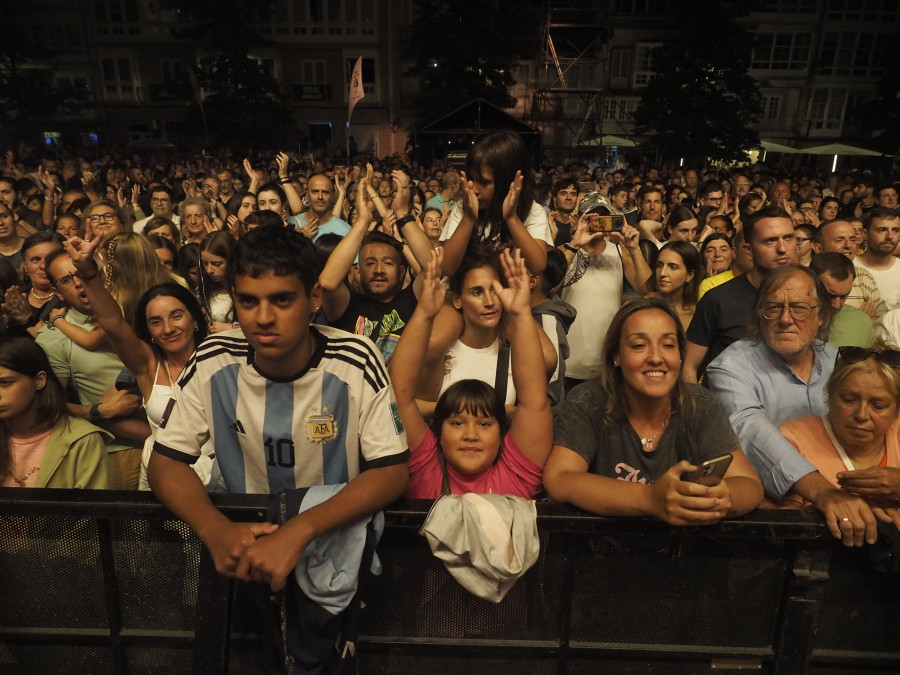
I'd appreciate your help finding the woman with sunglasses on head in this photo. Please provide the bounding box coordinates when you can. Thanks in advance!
[777,344,900,539]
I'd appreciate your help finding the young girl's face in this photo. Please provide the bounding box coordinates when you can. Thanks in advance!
[472,166,495,210]
[237,196,257,222]
[0,367,45,423]
[440,408,501,476]
[257,190,284,216]
[655,248,691,295]
[201,251,227,284]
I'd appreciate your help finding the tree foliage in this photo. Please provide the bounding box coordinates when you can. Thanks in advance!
[403,0,542,124]
[0,6,74,136]
[632,1,762,163]
[170,0,297,151]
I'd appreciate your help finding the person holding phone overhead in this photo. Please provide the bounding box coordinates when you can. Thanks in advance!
[544,298,763,525]
[558,206,652,388]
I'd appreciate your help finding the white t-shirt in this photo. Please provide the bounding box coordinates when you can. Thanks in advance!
[440,200,553,247]
[561,244,624,380]
[855,257,900,311]
[439,338,517,406]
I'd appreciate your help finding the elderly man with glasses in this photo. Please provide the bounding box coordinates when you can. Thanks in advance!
[707,265,883,546]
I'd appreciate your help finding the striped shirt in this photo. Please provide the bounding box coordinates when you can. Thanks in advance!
[154,326,408,494]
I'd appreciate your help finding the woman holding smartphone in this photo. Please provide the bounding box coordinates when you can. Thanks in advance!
[543,298,763,525]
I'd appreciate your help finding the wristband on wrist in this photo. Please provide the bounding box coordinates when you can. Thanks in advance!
[47,315,63,326]
[280,178,291,184]
[89,403,103,421]
[564,243,579,253]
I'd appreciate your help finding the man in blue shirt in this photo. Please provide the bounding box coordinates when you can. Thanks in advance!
[708,264,880,547]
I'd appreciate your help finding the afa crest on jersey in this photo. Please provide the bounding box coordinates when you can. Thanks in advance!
[306,407,338,443]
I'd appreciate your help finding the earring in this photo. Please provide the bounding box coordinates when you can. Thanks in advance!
[613,360,620,367]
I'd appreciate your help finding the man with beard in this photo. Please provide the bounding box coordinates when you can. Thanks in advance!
[854,207,900,310]
[548,178,579,246]
[319,178,432,364]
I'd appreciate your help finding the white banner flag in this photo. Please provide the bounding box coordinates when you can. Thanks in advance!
[349,57,365,119]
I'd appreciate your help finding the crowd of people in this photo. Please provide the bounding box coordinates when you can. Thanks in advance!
[3,134,900,595]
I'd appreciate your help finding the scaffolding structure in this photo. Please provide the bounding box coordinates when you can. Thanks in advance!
[529,1,611,159]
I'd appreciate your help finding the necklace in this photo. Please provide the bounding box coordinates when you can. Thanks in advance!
[30,288,54,301]
[7,465,40,487]
[639,414,671,451]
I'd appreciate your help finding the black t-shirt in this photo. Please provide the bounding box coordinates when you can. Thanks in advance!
[553,381,740,485]
[332,284,418,365]
[553,218,573,247]
[686,274,757,366]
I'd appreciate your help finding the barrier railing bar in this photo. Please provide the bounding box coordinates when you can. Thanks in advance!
[96,517,127,674]
[773,540,832,675]
[192,544,232,675]
[810,650,900,666]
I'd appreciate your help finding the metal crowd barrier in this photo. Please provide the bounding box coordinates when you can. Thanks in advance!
[1,489,898,674]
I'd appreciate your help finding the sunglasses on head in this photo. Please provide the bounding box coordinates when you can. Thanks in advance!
[837,346,900,368]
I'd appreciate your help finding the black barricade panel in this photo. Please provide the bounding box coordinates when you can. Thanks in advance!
[111,519,199,632]
[568,533,786,648]
[813,544,900,657]
[1,492,899,674]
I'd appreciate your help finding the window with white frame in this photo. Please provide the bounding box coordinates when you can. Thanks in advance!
[819,31,889,77]
[752,32,811,70]
[762,95,781,121]
[823,0,899,23]
[601,97,638,121]
[633,44,659,88]
[101,57,135,100]
[808,88,847,131]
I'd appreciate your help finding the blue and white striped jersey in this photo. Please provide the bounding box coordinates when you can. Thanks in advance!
[154,326,408,494]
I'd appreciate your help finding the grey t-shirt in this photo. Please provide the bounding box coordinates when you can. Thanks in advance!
[553,381,740,485]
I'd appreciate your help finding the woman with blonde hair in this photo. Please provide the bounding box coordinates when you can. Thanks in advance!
[103,232,180,327]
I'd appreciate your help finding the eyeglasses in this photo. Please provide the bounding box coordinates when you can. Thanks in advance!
[795,236,811,243]
[150,197,170,204]
[54,273,76,287]
[838,346,900,368]
[88,212,117,223]
[759,302,817,321]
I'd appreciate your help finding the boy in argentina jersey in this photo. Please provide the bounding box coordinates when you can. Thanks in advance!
[150,225,409,592]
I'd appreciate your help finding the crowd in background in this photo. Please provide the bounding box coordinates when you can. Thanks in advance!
[2,135,900,559]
